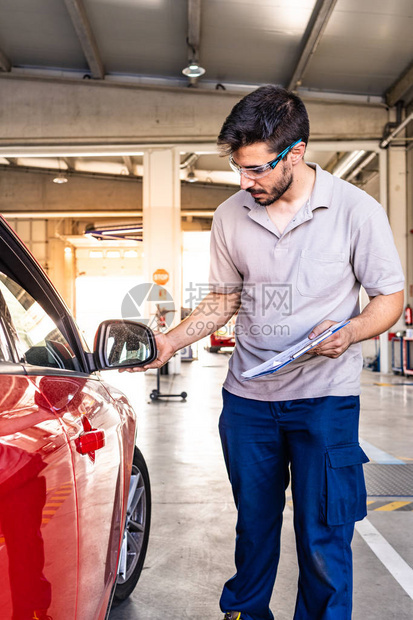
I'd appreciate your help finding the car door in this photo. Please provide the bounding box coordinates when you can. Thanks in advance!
[37,373,130,619]
[0,294,78,620]
[0,217,132,619]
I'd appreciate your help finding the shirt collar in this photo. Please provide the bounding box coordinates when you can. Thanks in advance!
[242,162,333,212]
[308,163,333,211]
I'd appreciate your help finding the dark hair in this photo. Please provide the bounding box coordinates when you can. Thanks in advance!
[217,85,310,155]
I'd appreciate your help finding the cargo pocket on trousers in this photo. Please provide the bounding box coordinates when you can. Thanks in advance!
[320,443,369,526]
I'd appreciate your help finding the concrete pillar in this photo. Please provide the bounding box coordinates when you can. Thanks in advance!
[143,148,182,328]
[406,117,413,307]
[380,147,408,372]
[388,148,408,283]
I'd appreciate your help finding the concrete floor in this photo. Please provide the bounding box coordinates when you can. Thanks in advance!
[107,347,413,620]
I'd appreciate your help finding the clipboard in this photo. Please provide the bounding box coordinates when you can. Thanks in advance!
[241,319,350,380]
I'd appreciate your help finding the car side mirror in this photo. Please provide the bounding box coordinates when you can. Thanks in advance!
[94,320,157,370]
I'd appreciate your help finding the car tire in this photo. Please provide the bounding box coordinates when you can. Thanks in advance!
[114,447,151,601]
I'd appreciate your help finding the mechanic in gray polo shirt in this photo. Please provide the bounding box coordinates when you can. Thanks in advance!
[133,86,404,620]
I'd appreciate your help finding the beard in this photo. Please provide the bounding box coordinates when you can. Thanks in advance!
[247,163,293,206]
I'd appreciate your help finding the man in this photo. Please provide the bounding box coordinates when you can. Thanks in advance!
[131,86,404,619]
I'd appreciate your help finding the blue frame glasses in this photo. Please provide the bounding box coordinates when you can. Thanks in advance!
[229,138,302,180]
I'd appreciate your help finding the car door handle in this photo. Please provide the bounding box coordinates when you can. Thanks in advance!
[75,429,106,455]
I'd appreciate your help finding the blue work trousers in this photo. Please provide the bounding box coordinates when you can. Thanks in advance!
[219,389,369,620]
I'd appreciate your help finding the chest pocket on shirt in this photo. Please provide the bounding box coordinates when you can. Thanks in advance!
[297,250,345,298]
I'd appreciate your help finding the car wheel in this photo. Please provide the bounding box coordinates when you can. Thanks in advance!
[114,447,151,601]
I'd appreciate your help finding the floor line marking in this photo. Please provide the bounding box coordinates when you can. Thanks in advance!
[375,501,412,512]
[356,518,413,600]
[359,438,405,464]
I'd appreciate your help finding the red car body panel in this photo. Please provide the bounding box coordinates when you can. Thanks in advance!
[0,373,78,620]
[0,371,137,620]
[210,314,237,350]
[210,332,236,348]
[34,374,134,620]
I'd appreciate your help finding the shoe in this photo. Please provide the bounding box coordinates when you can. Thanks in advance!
[223,613,241,620]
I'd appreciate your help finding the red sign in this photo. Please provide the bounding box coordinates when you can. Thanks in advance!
[153,269,169,285]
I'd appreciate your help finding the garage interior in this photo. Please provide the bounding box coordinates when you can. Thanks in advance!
[1,0,413,618]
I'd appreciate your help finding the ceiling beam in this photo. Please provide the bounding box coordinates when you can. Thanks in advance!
[123,156,135,175]
[0,78,389,147]
[0,48,11,72]
[187,0,202,60]
[386,60,413,107]
[63,0,104,79]
[0,163,137,183]
[288,0,338,91]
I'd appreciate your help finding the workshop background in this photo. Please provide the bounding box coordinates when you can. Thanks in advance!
[0,1,412,619]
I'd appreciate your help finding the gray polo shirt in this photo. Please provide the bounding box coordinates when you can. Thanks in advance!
[209,163,404,401]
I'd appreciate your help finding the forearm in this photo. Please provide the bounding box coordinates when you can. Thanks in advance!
[123,291,241,372]
[348,290,404,344]
[167,291,241,353]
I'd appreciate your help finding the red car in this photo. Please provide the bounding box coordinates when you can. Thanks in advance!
[0,217,156,620]
[208,314,237,353]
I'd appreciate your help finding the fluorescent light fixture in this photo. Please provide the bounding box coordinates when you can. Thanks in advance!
[332,151,366,179]
[0,148,146,158]
[346,152,377,182]
[84,224,143,241]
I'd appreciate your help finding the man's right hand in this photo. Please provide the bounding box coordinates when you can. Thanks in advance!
[119,291,240,374]
[119,331,176,373]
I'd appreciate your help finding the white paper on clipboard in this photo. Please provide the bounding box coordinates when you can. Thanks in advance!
[241,319,350,380]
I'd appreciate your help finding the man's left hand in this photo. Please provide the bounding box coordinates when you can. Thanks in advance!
[308,320,354,359]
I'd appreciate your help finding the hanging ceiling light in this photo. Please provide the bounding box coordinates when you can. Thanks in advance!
[53,158,69,184]
[53,171,68,184]
[182,60,206,80]
[186,169,198,183]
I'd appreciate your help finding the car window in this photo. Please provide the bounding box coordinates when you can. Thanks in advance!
[0,272,79,371]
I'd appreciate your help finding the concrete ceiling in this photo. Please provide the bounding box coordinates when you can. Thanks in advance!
[0,0,411,187]
[0,0,411,102]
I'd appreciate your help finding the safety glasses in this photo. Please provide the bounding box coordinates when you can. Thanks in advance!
[229,138,302,180]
